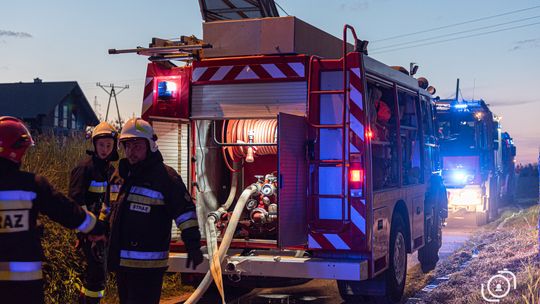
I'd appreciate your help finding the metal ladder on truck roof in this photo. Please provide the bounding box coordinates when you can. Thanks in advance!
[307,25,359,233]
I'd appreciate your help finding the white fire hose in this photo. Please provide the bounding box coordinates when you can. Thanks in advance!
[184,184,258,304]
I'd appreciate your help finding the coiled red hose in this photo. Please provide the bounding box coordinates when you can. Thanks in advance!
[222,119,277,172]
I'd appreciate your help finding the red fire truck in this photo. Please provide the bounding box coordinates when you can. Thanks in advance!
[110,1,447,302]
[436,82,515,225]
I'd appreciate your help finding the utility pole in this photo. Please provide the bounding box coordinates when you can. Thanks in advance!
[96,83,129,128]
[455,78,460,102]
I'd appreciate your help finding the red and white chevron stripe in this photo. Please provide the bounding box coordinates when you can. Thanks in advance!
[192,57,307,84]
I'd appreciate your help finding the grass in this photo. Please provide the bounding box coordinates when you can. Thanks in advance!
[22,135,190,303]
[417,203,539,303]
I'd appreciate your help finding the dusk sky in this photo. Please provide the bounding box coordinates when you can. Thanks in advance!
[1,0,539,163]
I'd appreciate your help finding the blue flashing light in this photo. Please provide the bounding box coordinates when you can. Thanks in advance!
[454,104,468,109]
[158,81,177,99]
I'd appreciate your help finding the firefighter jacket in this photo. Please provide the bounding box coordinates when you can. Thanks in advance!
[0,158,96,281]
[107,151,199,272]
[69,152,116,217]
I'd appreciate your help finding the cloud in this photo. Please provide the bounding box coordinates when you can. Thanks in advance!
[0,66,8,70]
[0,30,32,38]
[510,38,540,51]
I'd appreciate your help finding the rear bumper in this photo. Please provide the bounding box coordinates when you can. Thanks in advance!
[167,250,369,281]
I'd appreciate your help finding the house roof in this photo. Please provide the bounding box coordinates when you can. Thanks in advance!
[0,81,99,125]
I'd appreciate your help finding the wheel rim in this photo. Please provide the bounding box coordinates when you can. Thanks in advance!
[394,232,406,285]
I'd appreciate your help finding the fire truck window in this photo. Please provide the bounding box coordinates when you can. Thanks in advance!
[421,96,433,136]
[398,92,421,185]
[368,83,398,190]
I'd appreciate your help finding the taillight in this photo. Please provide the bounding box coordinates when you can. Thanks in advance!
[350,163,364,197]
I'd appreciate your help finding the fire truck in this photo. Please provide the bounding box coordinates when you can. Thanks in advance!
[436,80,515,225]
[110,1,447,302]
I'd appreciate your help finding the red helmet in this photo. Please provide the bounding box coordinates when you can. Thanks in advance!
[0,116,34,163]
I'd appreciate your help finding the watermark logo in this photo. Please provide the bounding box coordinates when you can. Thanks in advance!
[481,269,517,302]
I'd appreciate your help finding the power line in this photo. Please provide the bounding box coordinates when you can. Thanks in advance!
[371,21,540,55]
[372,5,540,43]
[372,15,540,51]
[274,1,290,16]
[96,83,129,128]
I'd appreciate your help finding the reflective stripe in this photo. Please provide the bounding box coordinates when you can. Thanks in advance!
[178,219,198,231]
[175,210,197,226]
[88,181,107,193]
[90,181,107,187]
[0,262,43,281]
[82,287,105,298]
[110,193,119,201]
[88,187,105,193]
[130,186,164,199]
[77,211,96,233]
[119,259,168,268]
[127,194,164,206]
[0,200,32,210]
[0,261,42,272]
[0,191,36,201]
[120,250,169,260]
[0,270,43,281]
[110,184,121,201]
[323,234,351,250]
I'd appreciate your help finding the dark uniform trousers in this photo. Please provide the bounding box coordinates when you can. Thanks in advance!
[116,270,165,304]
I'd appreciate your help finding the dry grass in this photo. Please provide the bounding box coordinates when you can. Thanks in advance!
[418,204,540,304]
[23,135,189,303]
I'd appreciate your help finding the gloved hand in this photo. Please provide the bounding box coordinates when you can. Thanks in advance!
[186,248,204,270]
[182,226,203,270]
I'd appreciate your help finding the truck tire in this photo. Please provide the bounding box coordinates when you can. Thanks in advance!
[418,204,441,273]
[385,212,407,302]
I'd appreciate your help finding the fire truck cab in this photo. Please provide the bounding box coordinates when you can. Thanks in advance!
[110,1,447,302]
[435,93,511,225]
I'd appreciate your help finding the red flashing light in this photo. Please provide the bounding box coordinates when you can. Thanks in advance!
[350,169,364,183]
[366,130,373,139]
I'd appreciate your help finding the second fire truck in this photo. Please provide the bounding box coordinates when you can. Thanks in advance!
[436,79,516,225]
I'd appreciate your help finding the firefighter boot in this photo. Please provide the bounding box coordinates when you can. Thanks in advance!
[79,293,102,304]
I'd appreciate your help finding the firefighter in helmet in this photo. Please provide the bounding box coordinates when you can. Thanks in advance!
[107,118,203,304]
[69,121,119,303]
[0,116,106,304]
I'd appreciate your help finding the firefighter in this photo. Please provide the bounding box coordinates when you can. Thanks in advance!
[69,121,119,304]
[0,116,106,304]
[108,118,203,304]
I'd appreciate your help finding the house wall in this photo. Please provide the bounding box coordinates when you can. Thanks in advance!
[41,94,95,134]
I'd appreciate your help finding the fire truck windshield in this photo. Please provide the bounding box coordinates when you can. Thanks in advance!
[439,118,477,153]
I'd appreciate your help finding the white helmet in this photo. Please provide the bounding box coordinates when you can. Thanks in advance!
[92,121,118,141]
[119,118,158,152]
